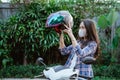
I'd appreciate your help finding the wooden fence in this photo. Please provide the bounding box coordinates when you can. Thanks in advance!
[0,3,21,21]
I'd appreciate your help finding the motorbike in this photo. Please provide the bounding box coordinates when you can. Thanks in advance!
[34,57,96,80]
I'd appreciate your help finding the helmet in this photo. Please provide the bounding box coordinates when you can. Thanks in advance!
[46,10,73,33]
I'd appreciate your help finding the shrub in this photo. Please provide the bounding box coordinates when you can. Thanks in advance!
[0,64,44,78]
[93,64,120,78]
[0,20,13,68]
[0,64,120,78]
[0,0,119,66]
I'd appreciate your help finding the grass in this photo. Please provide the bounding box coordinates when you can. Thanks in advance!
[93,76,119,80]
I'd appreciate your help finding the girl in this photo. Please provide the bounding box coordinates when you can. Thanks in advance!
[59,19,100,80]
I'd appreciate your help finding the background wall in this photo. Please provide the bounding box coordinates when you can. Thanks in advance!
[0,3,20,20]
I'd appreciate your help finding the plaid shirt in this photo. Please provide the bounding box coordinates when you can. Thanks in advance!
[59,41,97,78]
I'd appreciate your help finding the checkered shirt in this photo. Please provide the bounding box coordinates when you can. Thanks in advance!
[59,41,97,78]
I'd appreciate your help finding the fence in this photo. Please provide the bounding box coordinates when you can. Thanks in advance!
[0,3,21,21]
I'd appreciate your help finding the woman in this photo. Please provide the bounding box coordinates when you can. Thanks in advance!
[59,19,100,80]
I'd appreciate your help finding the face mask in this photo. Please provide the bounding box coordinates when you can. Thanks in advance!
[78,29,86,37]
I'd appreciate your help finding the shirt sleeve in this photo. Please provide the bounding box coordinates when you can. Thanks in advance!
[59,45,73,55]
[73,41,97,57]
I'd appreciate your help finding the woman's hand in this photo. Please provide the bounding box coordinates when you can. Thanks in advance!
[62,24,78,47]
[62,24,73,36]
[59,31,64,41]
[63,24,75,40]
[59,30,65,49]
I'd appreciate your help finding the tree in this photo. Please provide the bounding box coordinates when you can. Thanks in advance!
[98,9,120,65]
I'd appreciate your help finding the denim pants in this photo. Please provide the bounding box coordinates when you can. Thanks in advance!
[78,77,92,80]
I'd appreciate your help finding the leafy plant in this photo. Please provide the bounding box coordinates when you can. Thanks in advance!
[4,3,72,65]
[0,64,43,78]
[1,0,120,66]
[0,21,13,68]
[93,64,120,78]
[97,9,120,64]
[0,64,120,78]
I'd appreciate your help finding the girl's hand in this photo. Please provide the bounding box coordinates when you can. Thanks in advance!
[60,24,77,47]
[62,24,73,36]
[58,30,64,42]
[58,30,65,49]
[57,30,63,37]
[63,24,77,47]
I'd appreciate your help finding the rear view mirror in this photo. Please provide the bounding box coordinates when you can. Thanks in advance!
[36,57,47,68]
[82,57,96,64]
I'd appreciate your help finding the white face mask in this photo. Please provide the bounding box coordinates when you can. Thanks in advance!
[78,29,86,37]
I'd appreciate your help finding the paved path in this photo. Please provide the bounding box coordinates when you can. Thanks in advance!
[0,78,48,80]
[0,78,76,80]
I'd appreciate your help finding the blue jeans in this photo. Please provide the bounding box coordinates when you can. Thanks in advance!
[78,77,92,80]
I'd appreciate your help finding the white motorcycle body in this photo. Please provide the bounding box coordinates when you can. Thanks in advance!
[35,56,95,80]
[43,65,79,80]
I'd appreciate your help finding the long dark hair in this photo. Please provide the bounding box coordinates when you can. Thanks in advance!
[78,19,100,58]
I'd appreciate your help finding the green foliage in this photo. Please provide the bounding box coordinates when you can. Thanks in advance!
[0,65,44,78]
[98,15,109,29]
[112,35,119,48]
[97,9,120,64]
[107,9,119,26]
[100,50,111,65]
[116,27,120,37]
[93,64,120,78]
[0,64,120,78]
[0,64,57,78]
[0,0,120,66]
[98,9,119,28]
[93,76,118,80]
[0,21,13,68]
[4,3,63,62]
